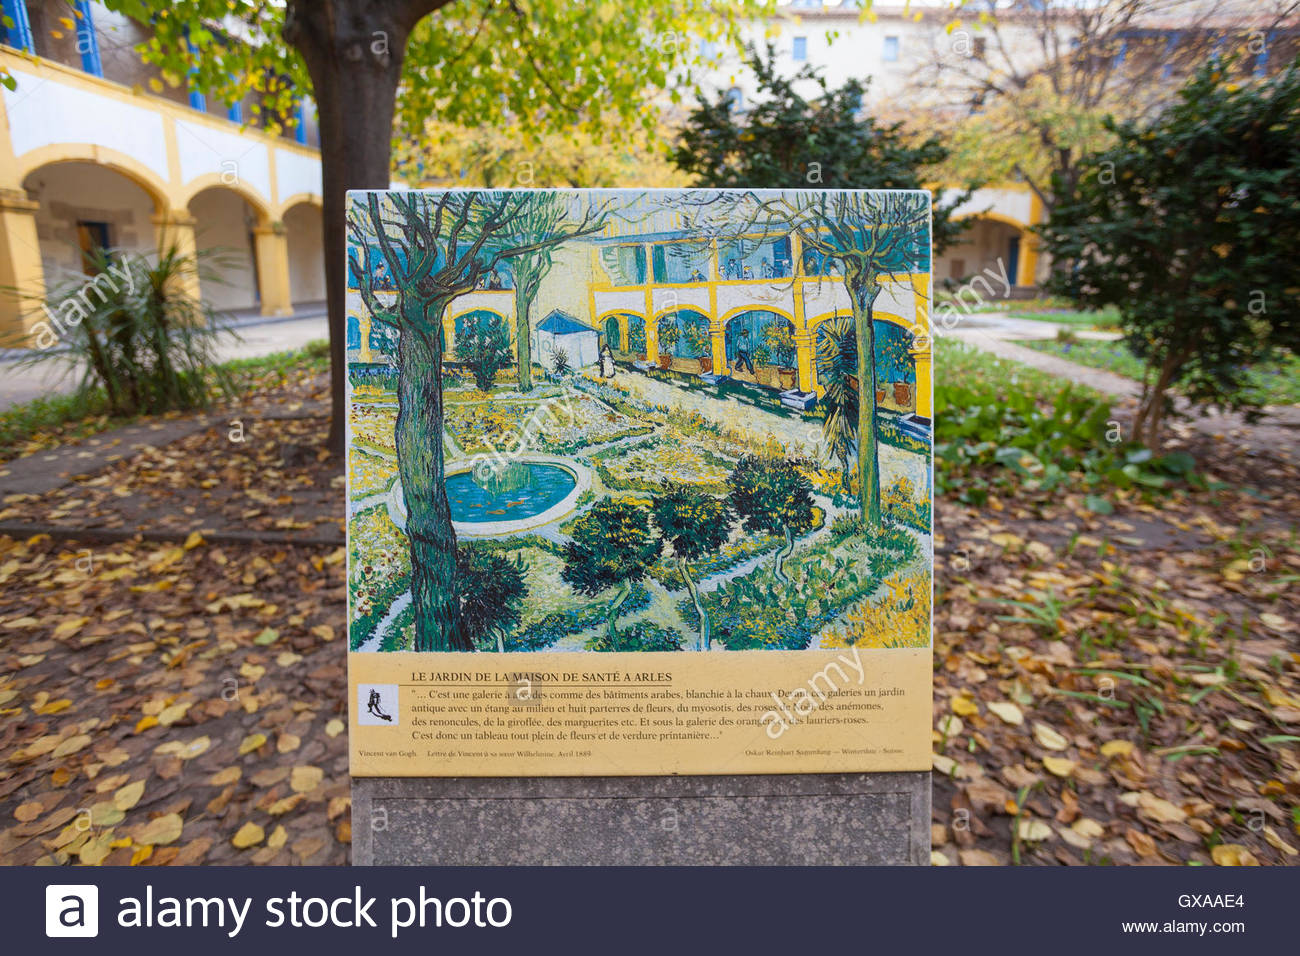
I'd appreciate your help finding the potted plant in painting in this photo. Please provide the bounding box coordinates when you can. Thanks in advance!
[763,323,798,390]
[684,323,711,373]
[629,322,647,363]
[657,318,680,370]
[878,327,916,408]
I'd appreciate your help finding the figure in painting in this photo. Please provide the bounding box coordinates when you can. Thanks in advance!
[599,342,617,378]
[733,326,756,374]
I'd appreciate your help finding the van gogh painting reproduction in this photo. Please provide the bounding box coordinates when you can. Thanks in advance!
[346,189,933,655]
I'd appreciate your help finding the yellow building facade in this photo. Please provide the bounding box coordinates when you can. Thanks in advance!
[0,7,323,345]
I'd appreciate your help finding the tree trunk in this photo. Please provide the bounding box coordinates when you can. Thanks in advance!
[679,557,709,651]
[394,317,466,651]
[515,281,536,392]
[847,270,882,525]
[283,0,445,456]
[606,581,631,641]
[1136,352,1181,450]
[773,525,795,585]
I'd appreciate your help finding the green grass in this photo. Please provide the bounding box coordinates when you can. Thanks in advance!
[1005,307,1121,330]
[935,339,1196,506]
[1024,338,1300,407]
[0,338,331,463]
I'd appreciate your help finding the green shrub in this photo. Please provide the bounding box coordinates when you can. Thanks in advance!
[14,245,234,417]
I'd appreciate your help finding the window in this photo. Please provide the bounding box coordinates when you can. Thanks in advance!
[883,36,900,62]
[77,221,112,275]
[792,36,807,62]
[725,86,744,113]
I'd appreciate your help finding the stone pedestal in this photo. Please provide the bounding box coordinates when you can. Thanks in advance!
[352,772,929,866]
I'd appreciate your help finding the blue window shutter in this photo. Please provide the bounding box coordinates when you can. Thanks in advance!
[74,1,103,76]
[1,0,34,52]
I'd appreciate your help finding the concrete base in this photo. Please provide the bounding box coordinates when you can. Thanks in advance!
[352,772,930,866]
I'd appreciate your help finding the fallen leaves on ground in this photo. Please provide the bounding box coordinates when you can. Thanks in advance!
[931,430,1300,867]
[0,531,347,865]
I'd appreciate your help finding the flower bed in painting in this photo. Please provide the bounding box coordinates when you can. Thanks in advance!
[351,402,397,455]
[442,400,539,455]
[536,393,652,453]
[349,446,398,498]
[442,392,650,457]
[348,503,411,649]
[680,530,890,651]
[593,436,735,494]
[512,582,652,649]
[816,567,930,649]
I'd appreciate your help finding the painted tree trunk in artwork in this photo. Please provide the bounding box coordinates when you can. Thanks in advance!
[394,312,466,651]
[773,525,795,585]
[514,284,536,392]
[847,270,883,526]
[679,556,709,651]
[606,581,631,640]
[513,265,545,392]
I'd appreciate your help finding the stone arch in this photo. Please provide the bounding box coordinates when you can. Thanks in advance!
[724,308,797,387]
[16,145,169,215]
[807,310,918,409]
[186,184,266,311]
[654,308,710,361]
[282,199,324,305]
[179,174,271,226]
[20,156,166,289]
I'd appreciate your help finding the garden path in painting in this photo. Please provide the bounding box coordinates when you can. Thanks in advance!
[346,189,933,654]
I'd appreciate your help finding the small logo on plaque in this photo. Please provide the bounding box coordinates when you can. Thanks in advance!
[358,684,398,725]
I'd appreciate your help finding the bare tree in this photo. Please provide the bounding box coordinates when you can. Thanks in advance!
[912,0,1300,211]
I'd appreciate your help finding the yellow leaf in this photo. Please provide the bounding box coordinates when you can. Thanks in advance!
[158,702,191,727]
[1211,843,1259,866]
[52,616,90,639]
[1137,792,1187,823]
[1033,722,1069,751]
[267,824,288,849]
[52,734,92,758]
[990,532,1024,550]
[134,715,159,733]
[936,714,963,738]
[238,733,267,755]
[135,813,184,846]
[290,766,323,793]
[210,766,242,786]
[277,733,301,754]
[130,845,154,865]
[35,698,72,715]
[183,531,205,550]
[1100,740,1134,758]
[232,821,264,848]
[113,780,145,811]
[325,719,345,738]
[1042,756,1075,778]
[1017,819,1053,842]
[986,701,1023,726]
[951,696,978,717]
[1072,817,1105,839]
